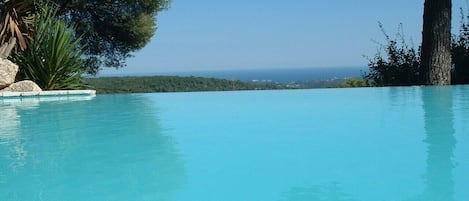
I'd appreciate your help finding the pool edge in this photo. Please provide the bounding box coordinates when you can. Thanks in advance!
[0,90,96,98]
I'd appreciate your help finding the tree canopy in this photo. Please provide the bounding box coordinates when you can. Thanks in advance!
[53,0,171,74]
[1,0,170,74]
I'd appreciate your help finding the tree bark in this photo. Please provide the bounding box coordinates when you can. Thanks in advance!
[421,0,452,85]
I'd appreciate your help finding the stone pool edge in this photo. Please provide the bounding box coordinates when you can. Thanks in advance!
[0,90,96,97]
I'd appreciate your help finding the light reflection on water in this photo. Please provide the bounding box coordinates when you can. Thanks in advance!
[419,87,455,201]
[0,95,185,201]
[1,86,468,201]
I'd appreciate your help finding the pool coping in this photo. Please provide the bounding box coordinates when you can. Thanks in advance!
[0,90,96,98]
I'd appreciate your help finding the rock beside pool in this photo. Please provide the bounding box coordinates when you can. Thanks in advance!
[0,58,43,92]
[0,58,19,89]
[1,80,42,92]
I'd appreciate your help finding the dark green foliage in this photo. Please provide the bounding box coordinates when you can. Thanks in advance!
[338,78,368,88]
[84,76,370,94]
[52,0,171,74]
[452,8,469,84]
[85,76,378,94]
[292,78,351,89]
[364,23,422,86]
[366,10,469,86]
[84,76,285,94]
[12,6,85,90]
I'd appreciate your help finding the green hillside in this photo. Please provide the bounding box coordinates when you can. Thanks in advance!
[84,76,285,94]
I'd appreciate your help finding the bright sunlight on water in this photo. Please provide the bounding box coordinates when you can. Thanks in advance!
[1,86,469,201]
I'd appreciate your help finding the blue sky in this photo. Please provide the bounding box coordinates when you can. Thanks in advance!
[101,0,468,75]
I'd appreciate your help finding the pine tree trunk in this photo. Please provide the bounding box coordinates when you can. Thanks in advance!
[421,0,452,85]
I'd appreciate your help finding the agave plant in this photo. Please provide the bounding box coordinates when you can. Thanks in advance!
[0,0,36,51]
[12,6,85,90]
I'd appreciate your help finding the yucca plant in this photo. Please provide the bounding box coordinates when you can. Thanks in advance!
[12,6,85,90]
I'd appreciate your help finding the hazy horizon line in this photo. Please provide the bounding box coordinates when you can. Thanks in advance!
[97,65,368,76]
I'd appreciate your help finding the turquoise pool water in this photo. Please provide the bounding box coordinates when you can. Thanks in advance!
[1,86,468,201]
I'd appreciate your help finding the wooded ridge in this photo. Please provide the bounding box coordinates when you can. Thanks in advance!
[84,76,354,94]
[84,76,286,94]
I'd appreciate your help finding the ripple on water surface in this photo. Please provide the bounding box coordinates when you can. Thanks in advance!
[1,86,469,201]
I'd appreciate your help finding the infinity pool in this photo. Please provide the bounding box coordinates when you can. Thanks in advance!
[1,86,468,201]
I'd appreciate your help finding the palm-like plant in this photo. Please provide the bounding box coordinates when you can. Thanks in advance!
[12,6,85,90]
[0,0,36,51]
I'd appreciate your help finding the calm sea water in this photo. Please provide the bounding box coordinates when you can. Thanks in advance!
[1,86,468,201]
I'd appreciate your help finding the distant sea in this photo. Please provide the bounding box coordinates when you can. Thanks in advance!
[99,66,368,83]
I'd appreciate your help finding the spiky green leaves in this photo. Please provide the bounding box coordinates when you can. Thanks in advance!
[13,7,85,90]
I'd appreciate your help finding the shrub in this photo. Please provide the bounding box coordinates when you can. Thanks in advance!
[338,78,369,88]
[12,6,85,90]
[452,8,469,84]
[364,23,422,86]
